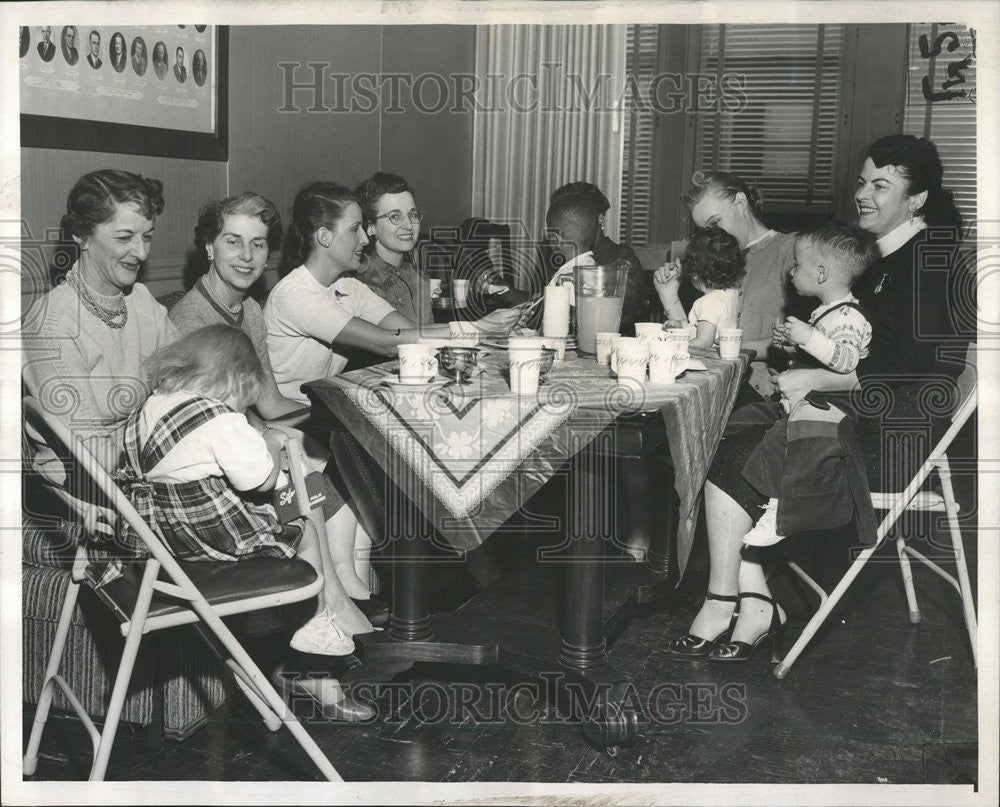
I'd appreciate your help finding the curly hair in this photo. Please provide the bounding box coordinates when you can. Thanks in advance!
[194,191,283,259]
[145,324,266,412]
[354,172,415,225]
[681,227,746,291]
[549,181,610,216]
[61,169,165,241]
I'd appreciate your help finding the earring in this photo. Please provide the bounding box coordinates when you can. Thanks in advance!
[908,209,914,224]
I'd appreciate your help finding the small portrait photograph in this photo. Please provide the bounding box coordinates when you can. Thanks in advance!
[131,36,147,76]
[152,40,168,79]
[86,29,102,69]
[36,26,55,62]
[193,49,207,86]
[20,26,29,58]
[174,45,187,83]
[110,31,127,73]
[61,25,79,65]
[195,25,207,33]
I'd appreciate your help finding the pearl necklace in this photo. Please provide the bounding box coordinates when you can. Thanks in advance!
[65,267,128,329]
[203,274,242,316]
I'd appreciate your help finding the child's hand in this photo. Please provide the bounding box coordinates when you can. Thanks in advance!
[653,259,680,285]
[662,319,687,331]
[784,316,813,346]
[263,426,289,454]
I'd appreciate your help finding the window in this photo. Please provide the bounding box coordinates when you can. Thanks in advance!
[903,23,977,239]
[619,25,660,246]
[694,24,846,212]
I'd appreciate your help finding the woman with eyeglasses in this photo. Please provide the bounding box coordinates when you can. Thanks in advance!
[265,182,520,406]
[354,172,434,325]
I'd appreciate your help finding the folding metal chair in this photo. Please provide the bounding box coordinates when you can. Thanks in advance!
[773,377,978,679]
[21,396,342,781]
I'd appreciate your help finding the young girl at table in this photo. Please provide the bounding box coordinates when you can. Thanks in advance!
[656,227,744,349]
[116,323,370,653]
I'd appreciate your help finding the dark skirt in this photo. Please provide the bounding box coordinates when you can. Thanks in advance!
[707,403,943,523]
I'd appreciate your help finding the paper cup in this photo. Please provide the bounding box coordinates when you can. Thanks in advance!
[649,341,688,383]
[633,322,666,344]
[508,335,547,352]
[397,343,438,383]
[453,278,470,307]
[595,332,618,365]
[540,335,567,361]
[508,345,543,395]
[659,326,690,356]
[610,336,648,384]
[718,328,743,360]
[449,320,480,341]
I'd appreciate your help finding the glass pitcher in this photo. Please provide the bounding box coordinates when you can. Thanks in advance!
[574,262,628,356]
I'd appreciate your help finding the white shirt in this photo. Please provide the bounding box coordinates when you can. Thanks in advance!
[876,216,927,257]
[689,288,741,335]
[548,250,597,285]
[138,391,274,490]
[264,265,396,404]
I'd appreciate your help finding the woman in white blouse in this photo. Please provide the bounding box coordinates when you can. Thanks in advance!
[265,181,519,403]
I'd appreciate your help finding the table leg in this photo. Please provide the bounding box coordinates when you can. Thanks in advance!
[559,438,608,670]
[644,451,678,580]
[388,479,433,642]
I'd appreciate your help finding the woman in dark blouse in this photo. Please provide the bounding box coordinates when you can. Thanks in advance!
[667,134,970,664]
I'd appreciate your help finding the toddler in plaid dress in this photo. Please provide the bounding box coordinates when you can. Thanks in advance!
[116,324,355,655]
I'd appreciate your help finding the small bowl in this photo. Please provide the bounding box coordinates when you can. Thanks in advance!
[437,346,481,383]
[538,348,556,384]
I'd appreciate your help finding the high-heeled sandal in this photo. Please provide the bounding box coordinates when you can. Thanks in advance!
[665,592,739,658]
[708,591,786,663]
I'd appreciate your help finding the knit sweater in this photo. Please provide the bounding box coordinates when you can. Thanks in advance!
[23,279,177,472]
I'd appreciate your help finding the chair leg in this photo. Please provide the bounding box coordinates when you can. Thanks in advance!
[938,458,977,665]
[89,561,160,781]
[192,622,283,732]
[23,578,82,776]
[189,601,342,781]
[896,532,921,624]
[774,542,881,679]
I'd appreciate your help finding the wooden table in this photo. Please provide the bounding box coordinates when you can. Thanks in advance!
[304,348,747,750]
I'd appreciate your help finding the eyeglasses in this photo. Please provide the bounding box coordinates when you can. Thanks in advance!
[374,209,424,226]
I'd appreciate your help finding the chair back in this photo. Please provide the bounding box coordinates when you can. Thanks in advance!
[929,342,977,461]
[22,397,205,593]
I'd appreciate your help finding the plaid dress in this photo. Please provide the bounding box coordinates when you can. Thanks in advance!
[96,396,302,587]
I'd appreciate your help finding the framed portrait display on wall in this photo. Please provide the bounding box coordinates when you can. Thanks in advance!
[19,24,228,160]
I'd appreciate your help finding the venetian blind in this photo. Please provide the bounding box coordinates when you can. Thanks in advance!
[619,24,659,245]
[694,24,845,210]
[902,23,977,239]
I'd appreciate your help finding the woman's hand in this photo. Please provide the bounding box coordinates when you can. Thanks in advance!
[474,307,523,336]
[771,320,790,346]
[776,367,859,401]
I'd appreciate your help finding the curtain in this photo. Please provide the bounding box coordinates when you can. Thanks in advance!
[472,25,627,248]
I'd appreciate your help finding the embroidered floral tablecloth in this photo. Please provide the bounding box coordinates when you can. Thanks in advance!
[307,348,746,577]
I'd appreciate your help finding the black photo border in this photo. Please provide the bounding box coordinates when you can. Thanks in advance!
[20,26,229,162]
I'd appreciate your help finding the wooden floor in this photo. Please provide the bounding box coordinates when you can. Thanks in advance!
[22,478,980,785]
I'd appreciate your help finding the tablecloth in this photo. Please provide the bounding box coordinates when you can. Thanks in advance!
[307,347,747,578]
